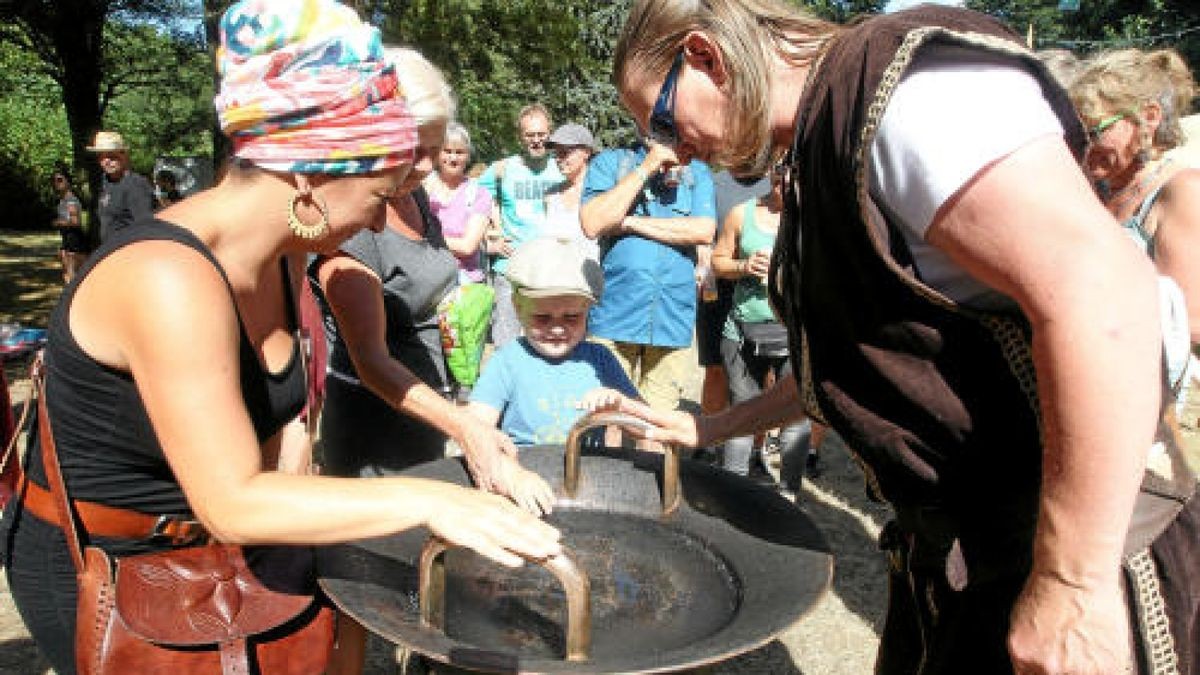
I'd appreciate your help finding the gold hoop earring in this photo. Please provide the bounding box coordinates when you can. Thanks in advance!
[287,191,330,240]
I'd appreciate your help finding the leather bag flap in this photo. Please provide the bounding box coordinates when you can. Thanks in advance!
[113,544,317,645]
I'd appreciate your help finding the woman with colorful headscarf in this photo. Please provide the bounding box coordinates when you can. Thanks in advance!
[0,2,559,672]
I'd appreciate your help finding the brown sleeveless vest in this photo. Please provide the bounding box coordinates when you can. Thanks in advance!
[771,7,1097,579]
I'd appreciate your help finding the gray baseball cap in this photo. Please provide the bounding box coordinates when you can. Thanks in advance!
[506,237,604,303]
[546,123,597,150]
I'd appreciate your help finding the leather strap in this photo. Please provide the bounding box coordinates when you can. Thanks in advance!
[219,638,251,675]
[16,472,206,545]
[31,357,207,573]
[31,355,89,572]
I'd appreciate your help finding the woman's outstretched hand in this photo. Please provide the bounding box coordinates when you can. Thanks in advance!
[494,455,556,516]
[456,415,555,515]
[421,480,561,567]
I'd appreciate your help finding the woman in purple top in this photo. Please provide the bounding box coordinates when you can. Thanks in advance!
[425,122,493,282]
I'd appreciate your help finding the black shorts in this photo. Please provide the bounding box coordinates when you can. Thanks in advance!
[59,228,88,254]
[695,279,734,367]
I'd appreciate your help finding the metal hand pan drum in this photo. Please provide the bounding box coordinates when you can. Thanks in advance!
[317,413,832,673]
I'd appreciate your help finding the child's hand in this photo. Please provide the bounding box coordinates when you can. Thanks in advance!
[577,387,627,412]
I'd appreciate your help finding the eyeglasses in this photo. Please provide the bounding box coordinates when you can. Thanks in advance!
[648,51,685,146]
[1088,109,1136,142]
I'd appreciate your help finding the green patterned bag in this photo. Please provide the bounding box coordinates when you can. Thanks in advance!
[437,283,495,387]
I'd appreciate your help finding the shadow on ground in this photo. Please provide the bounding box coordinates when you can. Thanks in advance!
[0,231,63,327]
[796,435,891,632]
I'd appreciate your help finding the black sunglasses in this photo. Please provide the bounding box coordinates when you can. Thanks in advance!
[648,51,685,146]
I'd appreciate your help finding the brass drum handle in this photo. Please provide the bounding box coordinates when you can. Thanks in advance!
[418,536,592,663]
[563,411,681,516]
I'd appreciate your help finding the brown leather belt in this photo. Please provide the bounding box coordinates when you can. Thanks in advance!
[16,473,207,546]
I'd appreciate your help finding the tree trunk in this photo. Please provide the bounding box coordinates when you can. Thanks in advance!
[51,0,108,245]
[204,0,235,173]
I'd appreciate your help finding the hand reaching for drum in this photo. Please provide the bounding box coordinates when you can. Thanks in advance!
[421,480,561,567]
[457,417,554,515]
[492,455,556,516]
[458,416,517,491]
[588,396,710,449]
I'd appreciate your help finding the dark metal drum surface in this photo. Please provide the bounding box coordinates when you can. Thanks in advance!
[317,444,832,674]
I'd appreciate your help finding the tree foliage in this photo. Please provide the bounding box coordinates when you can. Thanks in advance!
[0,1,213,230]
[4,0,1199,233]
[965,0,1200,74]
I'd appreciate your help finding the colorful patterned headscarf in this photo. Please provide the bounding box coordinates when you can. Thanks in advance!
[214,0,416,175]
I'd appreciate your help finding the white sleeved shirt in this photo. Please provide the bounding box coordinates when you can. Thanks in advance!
[868,46,1064,309]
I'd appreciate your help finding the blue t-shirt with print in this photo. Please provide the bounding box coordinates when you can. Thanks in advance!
[582,145,717,348]
[470,338,639,446]
[476,155,564,274]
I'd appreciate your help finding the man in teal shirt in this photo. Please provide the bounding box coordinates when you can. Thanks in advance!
[477,103,564,346]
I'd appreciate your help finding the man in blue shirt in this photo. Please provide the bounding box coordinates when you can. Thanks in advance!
[581,139,716,411]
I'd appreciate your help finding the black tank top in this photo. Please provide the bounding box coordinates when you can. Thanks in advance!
[26,220,306,515]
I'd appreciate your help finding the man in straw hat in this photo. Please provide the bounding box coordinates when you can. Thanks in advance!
[87,130,155,244]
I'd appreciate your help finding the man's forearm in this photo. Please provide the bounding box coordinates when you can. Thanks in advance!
[581,178,644,238]
[623,215,716,246]
[706,373,806,446]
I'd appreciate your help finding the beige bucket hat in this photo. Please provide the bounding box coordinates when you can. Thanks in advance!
[86,131,130,153]
[506,237,604,303]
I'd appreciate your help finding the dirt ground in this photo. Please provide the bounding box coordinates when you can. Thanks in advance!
[0,229,889,674]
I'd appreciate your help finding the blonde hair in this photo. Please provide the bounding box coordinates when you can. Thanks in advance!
[1036,48,1081,89]
[1070,48,1196,151]
[614,0,840,176]
[384,47,456,128]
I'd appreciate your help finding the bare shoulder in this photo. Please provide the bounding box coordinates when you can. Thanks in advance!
[1162,166,1200,201]
[723,199,748,231]
[1156,167,1200,229]
[72,239,238,369]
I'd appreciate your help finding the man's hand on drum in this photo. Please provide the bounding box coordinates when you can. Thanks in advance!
[577,387,635,413]
[494,456,556,516]
[589,395,710,449]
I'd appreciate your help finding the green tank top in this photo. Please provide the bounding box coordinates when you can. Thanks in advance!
[723,200,779,340]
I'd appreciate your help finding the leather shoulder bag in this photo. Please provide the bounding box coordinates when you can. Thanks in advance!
[28,355,334,675]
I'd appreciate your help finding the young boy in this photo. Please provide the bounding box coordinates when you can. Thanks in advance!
[468,237,641,446]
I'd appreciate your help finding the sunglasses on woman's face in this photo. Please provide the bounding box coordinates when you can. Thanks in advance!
[648,51,685,146]
[1087,109,1136,142]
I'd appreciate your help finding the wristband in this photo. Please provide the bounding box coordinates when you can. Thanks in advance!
[634,166,650,183]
